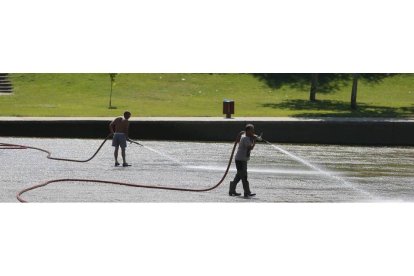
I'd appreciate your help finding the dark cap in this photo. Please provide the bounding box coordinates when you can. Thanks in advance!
[245,124,254,131]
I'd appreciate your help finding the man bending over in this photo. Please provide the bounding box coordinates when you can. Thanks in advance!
[109,111,131,167]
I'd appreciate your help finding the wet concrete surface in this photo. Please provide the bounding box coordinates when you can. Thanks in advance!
[1,137,413,202]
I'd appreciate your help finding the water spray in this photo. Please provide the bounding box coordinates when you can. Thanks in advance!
[259,136,378,199]
[127,138,184,165]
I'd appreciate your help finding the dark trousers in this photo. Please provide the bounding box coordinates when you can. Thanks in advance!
[230,160,251,194]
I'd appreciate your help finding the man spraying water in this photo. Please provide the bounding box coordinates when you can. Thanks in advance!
[229,124,262,198]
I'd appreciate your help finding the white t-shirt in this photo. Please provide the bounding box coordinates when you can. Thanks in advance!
[235,135,254,161]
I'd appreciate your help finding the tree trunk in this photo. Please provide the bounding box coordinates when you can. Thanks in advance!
[109,80,113,108]
[108,73,117,109]
[310,73,318,101]
[351,73,358,110]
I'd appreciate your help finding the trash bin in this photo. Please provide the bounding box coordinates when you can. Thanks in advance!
[223,99,234,119]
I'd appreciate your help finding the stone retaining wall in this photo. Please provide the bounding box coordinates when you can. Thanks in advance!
[1,119,413,146]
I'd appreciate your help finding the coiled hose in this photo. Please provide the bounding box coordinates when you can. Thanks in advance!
[0,134,239,202]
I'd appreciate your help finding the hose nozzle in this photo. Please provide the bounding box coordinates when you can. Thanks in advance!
[254,132,263,142]
[128,139,143,147]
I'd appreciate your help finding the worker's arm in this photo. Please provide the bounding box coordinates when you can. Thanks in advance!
[236,131,245,143]
[125,121,130,139]
[249,138,256,150]
[249,133,262,149]
[109,117,120,134]
[109,121,115,134]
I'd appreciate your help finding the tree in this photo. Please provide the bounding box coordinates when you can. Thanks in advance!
[309,73,318,101]
[108,73,118,109]
[351,73,359,110]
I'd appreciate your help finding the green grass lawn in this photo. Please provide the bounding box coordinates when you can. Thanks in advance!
[0,73,413,117]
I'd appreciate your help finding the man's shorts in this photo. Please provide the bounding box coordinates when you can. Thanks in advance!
[112,133,127,148]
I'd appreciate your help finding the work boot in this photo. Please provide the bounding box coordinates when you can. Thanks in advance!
[229,181,241,196]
